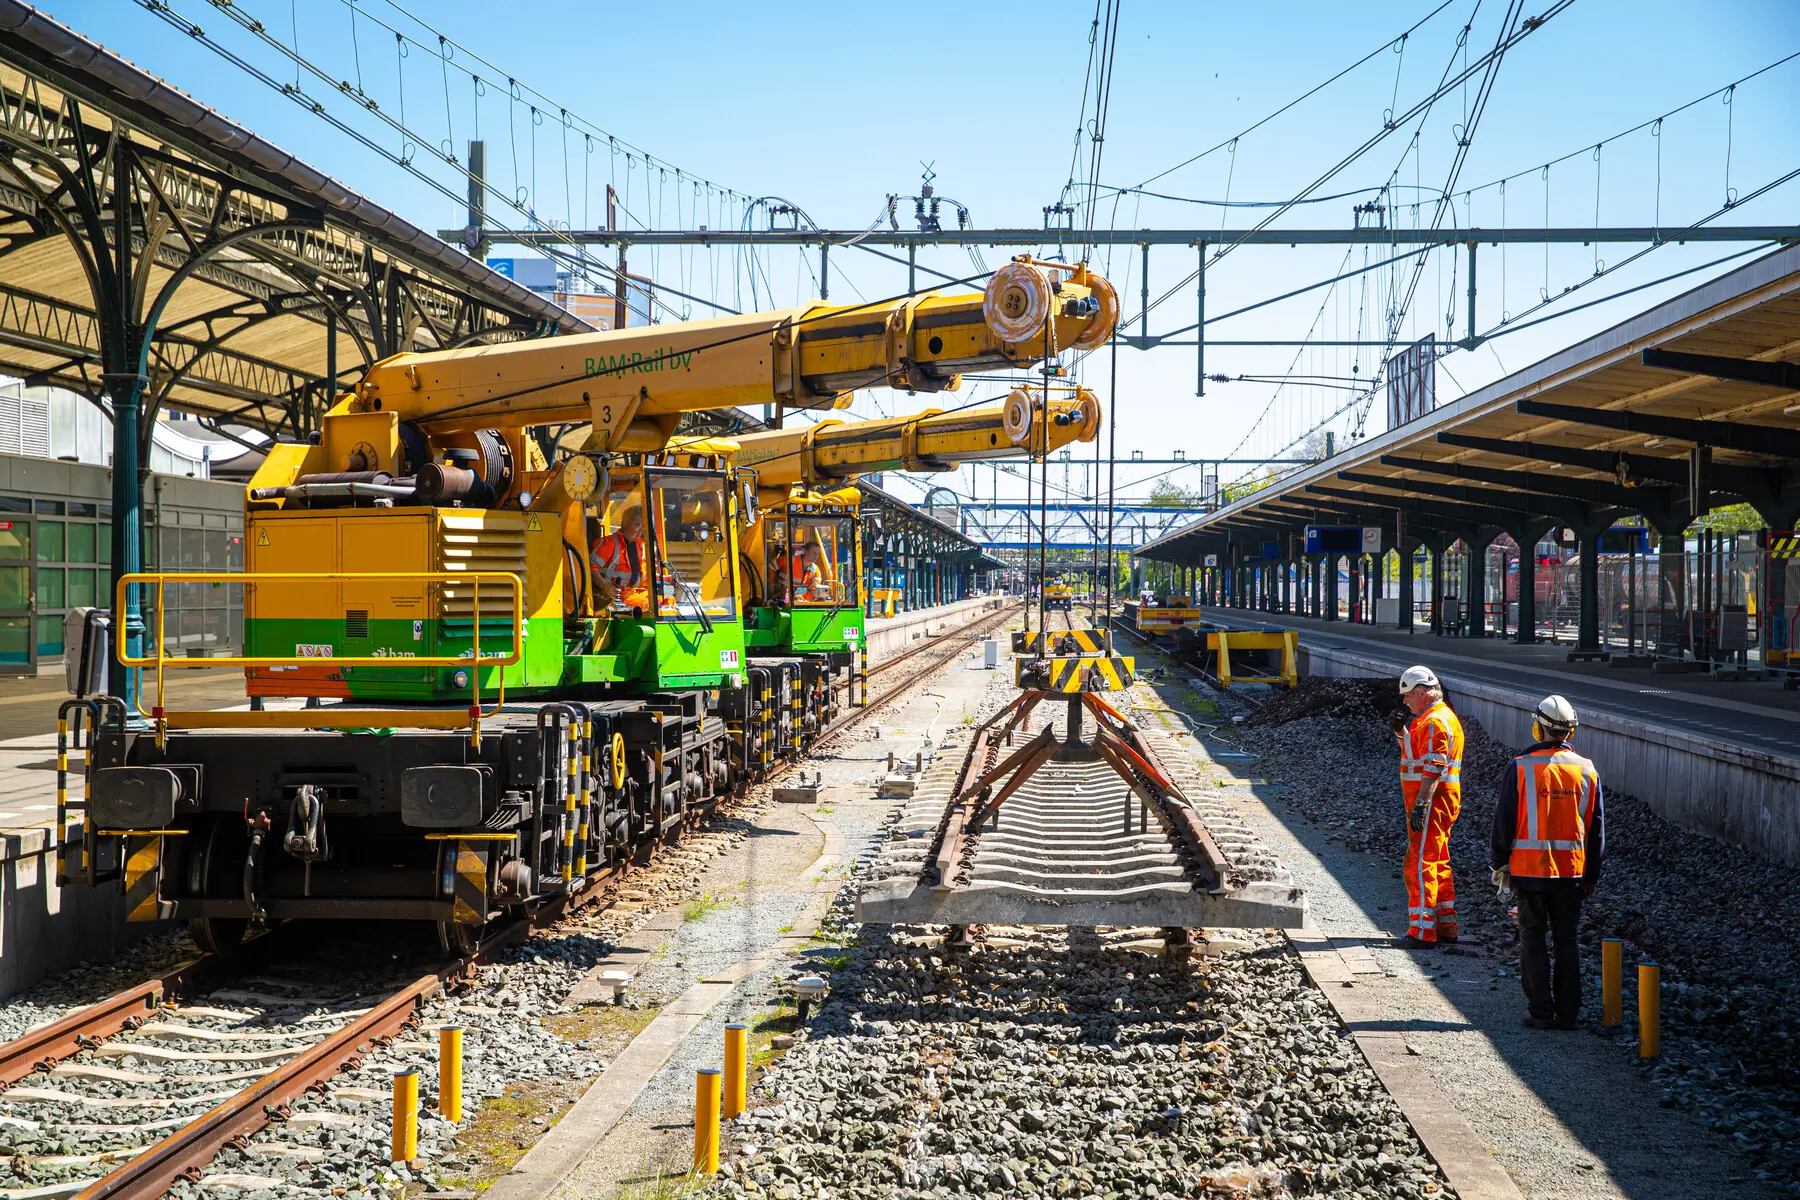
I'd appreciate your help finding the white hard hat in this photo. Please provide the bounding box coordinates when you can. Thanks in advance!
[1534,694,1578,739]
[1398,665,1440,695]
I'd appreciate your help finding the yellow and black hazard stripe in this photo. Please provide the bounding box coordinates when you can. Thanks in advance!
[1014,654,1136,693]
[123,834,162,922]
[112,830,186,922]
[1012,628,1103,654]
[1771,531,1800,559]
[452,841,487,924]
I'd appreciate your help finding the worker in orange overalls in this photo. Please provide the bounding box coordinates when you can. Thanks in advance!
[590,503,648,612]
[1492,695,1604,1030]
[1392,665,1464,947]
[784,537,824,603]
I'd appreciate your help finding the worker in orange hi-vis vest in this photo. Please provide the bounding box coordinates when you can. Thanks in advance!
[1492,695,1604,1030]
[590,504,648,612]
[1391,665,1465,947]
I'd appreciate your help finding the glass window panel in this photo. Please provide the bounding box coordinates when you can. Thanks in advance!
[67,568,96,609]
[648,471,736,622]
[205,607,225,649]
[97,522,111,565]
[180,527,204,571]
[227,534,243,571]
[36,614,62,656]
[34,500,63,515]
[0,522,28,562]
[0,616,28,663]
[36,567,63,610]
[68,502,96,517]
[0,565,26,609]
[204,530,226,570]
[0,497,29,513]
[68,522,95,564]
[36,520,62,563]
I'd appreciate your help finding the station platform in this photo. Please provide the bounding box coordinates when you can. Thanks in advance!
[1194,605,1800,866]
[862,594,1005,660]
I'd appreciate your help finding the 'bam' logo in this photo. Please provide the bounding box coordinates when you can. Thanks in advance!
[584,348,696,378]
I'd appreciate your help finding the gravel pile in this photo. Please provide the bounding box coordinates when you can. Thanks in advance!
[712,923,1447,1199]
[1232,677,1800,1194]
[1243,678,1399,728]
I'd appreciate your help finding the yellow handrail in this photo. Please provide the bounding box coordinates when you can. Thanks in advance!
[115,571,524,745]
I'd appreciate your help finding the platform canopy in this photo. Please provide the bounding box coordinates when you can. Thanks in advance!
[0,0,587,442]
[861,478,1005,572]
[1141,242,1800,564]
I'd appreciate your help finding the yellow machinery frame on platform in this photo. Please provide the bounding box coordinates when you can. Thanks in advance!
[1208,627,1299,688]
[115,571,523,747]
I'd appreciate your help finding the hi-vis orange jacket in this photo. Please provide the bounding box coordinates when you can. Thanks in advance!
[590,532,647,608]
[1399,699,1463,814]
[1492,742,1605,888]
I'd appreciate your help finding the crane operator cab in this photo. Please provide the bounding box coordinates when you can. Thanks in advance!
[561,440,747,691]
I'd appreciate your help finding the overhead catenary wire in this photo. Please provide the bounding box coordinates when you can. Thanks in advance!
[151,0,730,324]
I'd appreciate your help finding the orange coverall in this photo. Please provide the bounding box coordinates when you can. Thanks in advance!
[1398,699,1465,942]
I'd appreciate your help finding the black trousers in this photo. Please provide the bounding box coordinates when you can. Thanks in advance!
[1516,887,1583,1023]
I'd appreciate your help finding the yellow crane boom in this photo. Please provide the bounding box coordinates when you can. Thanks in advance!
[348,259,1116,451]
[728,387,1102,490]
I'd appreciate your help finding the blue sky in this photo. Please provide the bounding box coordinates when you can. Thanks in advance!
[40,0,1800,505]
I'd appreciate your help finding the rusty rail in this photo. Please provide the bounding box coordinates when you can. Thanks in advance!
[0,935,273,1092]
[76,966,458,1199]
[0,981,161,1089]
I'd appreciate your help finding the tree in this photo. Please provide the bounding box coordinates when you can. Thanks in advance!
[1703,502,1764,536]
[1146,479,1207,509]
[1220,469,1277,506]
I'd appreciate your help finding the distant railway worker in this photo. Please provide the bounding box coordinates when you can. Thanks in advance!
[591,503,648,612]
[1492,695,1604,1030]
[1393,665,1464,946]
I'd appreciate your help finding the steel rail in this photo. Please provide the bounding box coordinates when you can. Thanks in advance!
[0,981,161,1090]
[75,966,463,1200]
[0,935,280,1091]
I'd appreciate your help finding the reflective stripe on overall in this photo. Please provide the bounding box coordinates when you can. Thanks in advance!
[1402,700,1464,941]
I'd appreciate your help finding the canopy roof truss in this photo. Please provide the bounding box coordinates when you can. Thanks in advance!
[0,1,585,445]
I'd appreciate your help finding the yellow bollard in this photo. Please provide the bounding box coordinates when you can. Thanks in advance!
[439,1025,463,1122]
[392,1070,419,1163]
[1638,962,1661,1058]
[1601,939,1622,1028]
[723,1023,747,1119]
[694,1068,721,1174]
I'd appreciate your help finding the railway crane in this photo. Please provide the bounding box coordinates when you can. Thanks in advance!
[67,259,1117,955]
[724,386,1101,753]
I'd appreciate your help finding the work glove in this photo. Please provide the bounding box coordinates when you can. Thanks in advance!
[1407,804,1426,833]
[1387,713,1410,737]
[1491,867,1512,897]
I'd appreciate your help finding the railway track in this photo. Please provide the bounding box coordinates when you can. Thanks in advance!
[859,606,1305,931]
[0,603,1018,1200]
